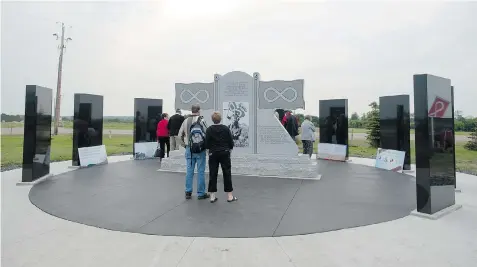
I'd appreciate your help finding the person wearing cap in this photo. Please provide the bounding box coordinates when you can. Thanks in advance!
[167,108,185,150]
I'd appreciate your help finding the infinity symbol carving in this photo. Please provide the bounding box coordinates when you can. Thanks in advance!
[180,89,210,104]
[263,87,298,103]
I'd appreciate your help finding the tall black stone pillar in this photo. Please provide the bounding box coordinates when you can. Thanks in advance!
[451,86,456,188]
[319,99,349,158]
[22,85,53,182]
[379,95,411,170]
[72,94,104,166]
[133,98,163,153]
[413,74,455,214]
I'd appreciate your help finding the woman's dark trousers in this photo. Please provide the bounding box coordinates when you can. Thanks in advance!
[158,137,170,158]
[208,150,233,192]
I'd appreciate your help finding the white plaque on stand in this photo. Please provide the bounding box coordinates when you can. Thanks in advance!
[134,142,159,159]
[317,143,347,162]
[375,148,406,173]
[78,145,108,167]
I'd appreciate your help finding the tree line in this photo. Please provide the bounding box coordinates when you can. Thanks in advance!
[347,110,476,132]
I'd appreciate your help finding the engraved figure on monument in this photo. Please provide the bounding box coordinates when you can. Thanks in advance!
[223,101,249,147]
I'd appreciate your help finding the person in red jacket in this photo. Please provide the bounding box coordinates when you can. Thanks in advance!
[156,113,170,158]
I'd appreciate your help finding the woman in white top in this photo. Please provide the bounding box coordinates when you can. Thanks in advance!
[300,115,316,158]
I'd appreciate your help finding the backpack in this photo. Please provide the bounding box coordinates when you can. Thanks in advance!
[188,116,206,153]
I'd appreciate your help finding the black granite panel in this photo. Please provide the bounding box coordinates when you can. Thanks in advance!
[319,99,348,157]
[451,86,456,188]
[22,85,53,182]
[379,95,411,170]
[72,94,104,166]
[413,74,455,214]
[133,98,163,150]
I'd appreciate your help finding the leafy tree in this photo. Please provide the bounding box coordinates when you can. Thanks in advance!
[455,110,464,121]
[1,113,23,122]
[366,101,380,148]
[464,119,477,151]
[360,113,367,121]
[295,113,304,126]
[351,112,359,120]
[310,116,319,127]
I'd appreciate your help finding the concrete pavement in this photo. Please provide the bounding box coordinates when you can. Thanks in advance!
[1,156,475,267]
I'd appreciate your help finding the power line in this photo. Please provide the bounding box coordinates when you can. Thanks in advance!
[53,22,72,135]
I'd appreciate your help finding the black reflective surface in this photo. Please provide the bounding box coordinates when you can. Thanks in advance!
[451,86,456,188]
[22,85,53,182]
[319,99,348,157]
[379,95,411,170]
[72,94,104,166]
[133,98,163,148]
[413,74,455,214]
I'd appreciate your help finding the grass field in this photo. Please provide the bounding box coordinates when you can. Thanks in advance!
[296,138,477,175]
[1,122,472,136]
[1,121,134,130]
[2,133,476,174]
[349,128,471,136]
[1,135,132,170]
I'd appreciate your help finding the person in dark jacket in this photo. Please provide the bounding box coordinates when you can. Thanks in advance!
[167,109,185,150]
[205,111,237,203]
[284,111,299,140]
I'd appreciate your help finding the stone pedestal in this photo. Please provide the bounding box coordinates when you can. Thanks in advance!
[160,149,319,179]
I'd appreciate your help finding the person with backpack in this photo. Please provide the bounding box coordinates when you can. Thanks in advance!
[177,104,210,200]
[205,111,237,203]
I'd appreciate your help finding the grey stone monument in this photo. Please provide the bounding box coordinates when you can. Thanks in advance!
[162,71,318,179]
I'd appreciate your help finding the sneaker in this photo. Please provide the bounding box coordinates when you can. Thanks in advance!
[185,192,192,199]
[197,193,210,200]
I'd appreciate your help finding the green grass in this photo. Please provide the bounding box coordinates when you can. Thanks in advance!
[1,121,134,130]
[1,134,132,170]
[1,122,24,128]
[2,133,476,174]
[60,121,133,130]
[348,128,470,136]
[1,122,472,136]
[297,138,477,174]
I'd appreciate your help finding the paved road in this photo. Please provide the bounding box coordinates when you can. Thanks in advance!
[1,127,470,142]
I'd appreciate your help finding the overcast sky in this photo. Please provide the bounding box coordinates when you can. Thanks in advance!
[1,0,476,117]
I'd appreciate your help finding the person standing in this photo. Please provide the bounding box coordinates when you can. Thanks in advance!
[156,113,170,159]
[205,111,237,203]
[282,111,290,126]
[168,109,185,150]
[284,111,299,141]
[178,104,209,200]
[301,115,316,158]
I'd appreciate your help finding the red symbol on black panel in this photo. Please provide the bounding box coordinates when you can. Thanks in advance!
[428,97,450,118]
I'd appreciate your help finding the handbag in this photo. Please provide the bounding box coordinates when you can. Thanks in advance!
[154,145,162,158]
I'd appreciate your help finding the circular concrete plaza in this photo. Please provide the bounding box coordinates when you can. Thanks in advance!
[29,159,416,238]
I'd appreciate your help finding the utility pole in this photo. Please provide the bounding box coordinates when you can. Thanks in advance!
[53,22,72,135]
